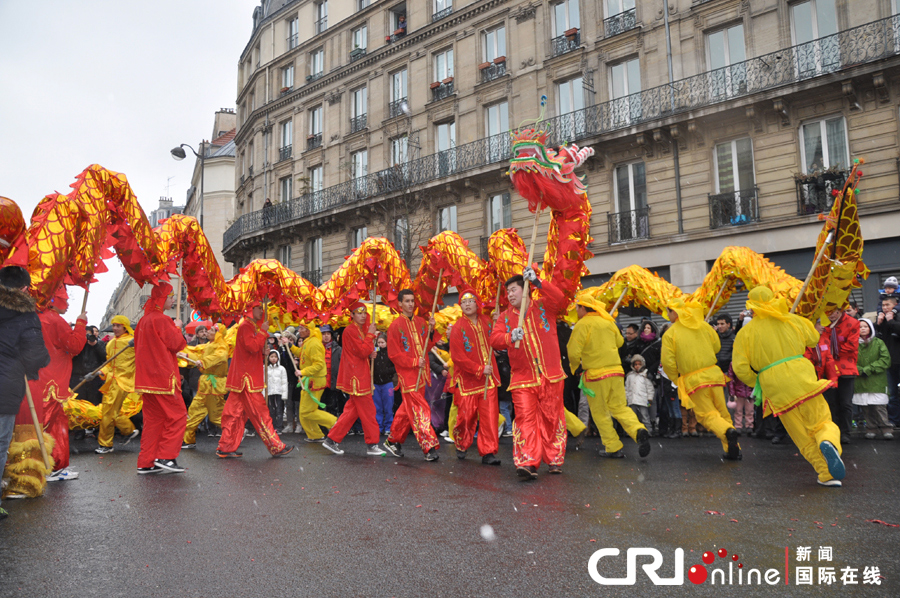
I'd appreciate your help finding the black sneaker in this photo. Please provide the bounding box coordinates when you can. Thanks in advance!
[637,428,651,458]
[154,459,185,473]
[726,428,740,459]
[599,449,625,459]
[322,438,344,455]
[516,465,538,479]
[216,449,243,459]
[181,443,196,449]
[424,448,439,462]
[304,437,326,443]
[272,445,295,458]
[456,449,467,460]
[482,453,501,466]
[383,440,403,458]
[137,466,163,475]
[548,465,562,474]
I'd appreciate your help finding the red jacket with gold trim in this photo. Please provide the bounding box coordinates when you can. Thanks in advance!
[337,319,376,395]
[30,310,86,403]
[387,313,439,392]
[134,308,187,394]
[449,314,499,396]
[491,279,566,390]
[226,317,268,393]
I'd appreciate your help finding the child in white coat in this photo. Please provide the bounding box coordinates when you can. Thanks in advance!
[625,354,654,429]
[266,349,289,431]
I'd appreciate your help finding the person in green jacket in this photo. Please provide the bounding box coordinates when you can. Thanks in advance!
[852,318,893,440]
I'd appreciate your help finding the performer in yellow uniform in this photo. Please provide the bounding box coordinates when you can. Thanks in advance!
[296,323,337,441]
[182,324,230,447]
[732,287,845,487]
[94,315,139,454]
[661,297,740,460]
[567,296,650,458]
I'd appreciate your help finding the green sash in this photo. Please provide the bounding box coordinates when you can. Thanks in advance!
[296,376,326,408]
[752,355,804,406]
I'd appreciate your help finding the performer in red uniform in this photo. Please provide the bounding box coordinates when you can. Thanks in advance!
[216,301,294,459]
[491,269,568,479]
[323,302,386,457]
[133,282,188,474]
[383,289,441,461]
[449,290,501,465]
[35,286,87,481]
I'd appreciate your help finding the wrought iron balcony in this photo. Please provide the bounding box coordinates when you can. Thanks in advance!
[306,133,322,151]
[350,114,367,133]
[280,86,293,97]
[224,15,900,253]
[604,8,636,38]
[480,61,506,83]
[796,170,849,215]
[432,81,454,102]
[306,71,324,84]
[551,31,580,57]
[388,97,408,119]
[278,145,292,162]
[301,269,323,286]
[708,187,760,229]
[433,7,452,22]
[315,17,327,35]
[287,34,299,49]
[350,47,366,62]
[607,207,650,244]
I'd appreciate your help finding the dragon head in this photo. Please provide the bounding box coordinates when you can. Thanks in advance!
[508,127,594,212]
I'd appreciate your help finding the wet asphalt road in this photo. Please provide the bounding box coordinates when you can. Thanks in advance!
[0,430,897,598]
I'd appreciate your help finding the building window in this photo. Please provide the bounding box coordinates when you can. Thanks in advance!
[436,121,456,175]
[309,48,324,80]
[484,26,506,62]
[438,205,457,233]
[352,226,368,248]
[389,69,408,118]
[279,120,292,161]
[315,1,328,34]
[485,102,509,161]
[553,0,580,36]
[391,135,409,166]
[248,142,254,173]
[434,48,454,82]
[309,165,324,193]
[352,25,368,52]
[610,58,641,126]
[791,0,839,77]
[278,243,292,267]
[358,0,370,11]
[308,106,323,150]
[556,77,585,139]
[611,161,649,241]
[604,0,636,37]
[305,238,323,284]
[433,0,452,22]
[288,17,299,49]
[351,87,367,133]
[391,5,407,37]
[707,24,746,99]
[281,65,294,93]
[351,149,368,189]
[800,116,848,173]
[395,217,409,256]
[712,138,757,227]
[489,192,511,232]
[280,175,293,202]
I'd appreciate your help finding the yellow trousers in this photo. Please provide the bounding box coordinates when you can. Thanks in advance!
[446,400,506,442]
[688,386,735,452]
[98,384,137,448]
[583,377,646,453]
[565,408,586,437]
[779,395,842,482]
[298,388,337,439]
[183,392,226,444]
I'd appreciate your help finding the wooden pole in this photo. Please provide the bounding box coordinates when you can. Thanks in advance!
[515,209,543,348]
[415,268,444,391]
[71,340,134,394]
[790,231,834,314]
[609,287,629,315]
[370,289,377,382]
[483,279,503,401]
[23,376,52,471]
[705,279,729,321]
[80,286,90,314]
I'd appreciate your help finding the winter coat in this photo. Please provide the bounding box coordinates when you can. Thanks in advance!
[0,286,50,415]
[716,328,735,372]
[373,347,396,386]
[823,313,859,376]
[874,312,900,365]
[625,369,655,407]
[325,341,342,389]
[266,362,288,397]
[853,337,891,400]
[71,338,106,378]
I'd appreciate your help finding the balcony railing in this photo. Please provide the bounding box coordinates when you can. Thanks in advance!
[551,31,580,57]
[709,187,760,229]
[432,81,454,102]
[278,145,292,162]
[315,17,327,34]
[301,269,323,286]
[480,61,506,83]
[350,47,366,62]
[608,207,650,244]
[280,86,293,97]
[433,7,452,22]
[225,15,900,252]
[796,171,849,215]
[307,71,324,84]
[350,114,367,133]
[604,8,636,38]
[307,133,322,151]
[287,34,299,49]
[248,165,254,176]
[388,97,408,118]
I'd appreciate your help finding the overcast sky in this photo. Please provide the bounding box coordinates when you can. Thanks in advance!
[0,0,257,324]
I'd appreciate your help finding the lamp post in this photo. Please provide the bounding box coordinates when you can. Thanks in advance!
[170,143,205,229]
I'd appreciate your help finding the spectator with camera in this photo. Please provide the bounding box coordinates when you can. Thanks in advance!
[875,293,900,427]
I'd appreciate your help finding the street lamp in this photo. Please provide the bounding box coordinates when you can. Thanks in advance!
[170,143,205,229]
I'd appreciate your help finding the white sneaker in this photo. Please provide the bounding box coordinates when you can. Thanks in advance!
[367,444,387,456]
[322,438,344,455]
[445,435,455,444]
[884,432,895,440]
[440,430,449,438]
[47,468,79,482]
[865,432,876,439]
[817,478,842,487]
[281,424,294,434]
[123,429,140,445]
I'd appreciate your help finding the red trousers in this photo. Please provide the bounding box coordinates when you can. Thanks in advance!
[137,393,187,469]
[387,388,439,454]
[15,383,45,426]
[453,387,500,456]
[329,393,380,444]
[511,378,566,468]
[44,399,70,470]
[217,389,285,455]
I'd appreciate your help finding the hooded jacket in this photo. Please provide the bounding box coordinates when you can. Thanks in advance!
[337,313,377,395]
[298,326,327,392]
[661,299,727,405]
[134,282,187,394]
[100,330,135,393]
[0,286,50,415]
[266,349,289,396]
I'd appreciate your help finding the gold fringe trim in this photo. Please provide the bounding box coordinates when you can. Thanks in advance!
[2,429,55,498]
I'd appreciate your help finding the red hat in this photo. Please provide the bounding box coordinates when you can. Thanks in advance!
[145,281,173,313]
[458,288,483,310]
[50,285,69,310]
[348,301,367,313]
